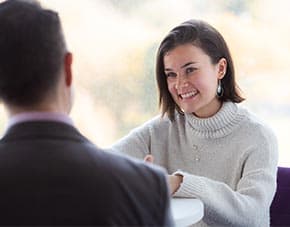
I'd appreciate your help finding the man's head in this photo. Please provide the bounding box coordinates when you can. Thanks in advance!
[0,0,72,113]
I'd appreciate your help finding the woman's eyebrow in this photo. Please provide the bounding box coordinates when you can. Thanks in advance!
[165,61,197,72]
[180,61,197,69]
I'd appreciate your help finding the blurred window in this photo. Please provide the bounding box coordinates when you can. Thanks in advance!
[0,0,289,167]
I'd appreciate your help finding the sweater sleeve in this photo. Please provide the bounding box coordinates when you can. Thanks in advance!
[111,121,151,160]
[173,129,279,226]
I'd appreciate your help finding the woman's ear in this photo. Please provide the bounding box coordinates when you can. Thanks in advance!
[64,52,73,86]
[217,58,227,79]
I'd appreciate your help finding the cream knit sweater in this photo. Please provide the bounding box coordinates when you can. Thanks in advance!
[111,102,278,226]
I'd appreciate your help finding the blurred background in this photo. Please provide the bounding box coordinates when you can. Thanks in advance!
[0,0,289,166]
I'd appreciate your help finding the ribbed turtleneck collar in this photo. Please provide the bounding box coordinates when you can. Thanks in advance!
[185,102,246,139]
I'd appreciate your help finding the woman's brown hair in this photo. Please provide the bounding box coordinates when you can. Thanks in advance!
[156,19,244,121]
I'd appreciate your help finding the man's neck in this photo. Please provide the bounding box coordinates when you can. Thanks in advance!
[5,111,73,131]
[5,102,69,118]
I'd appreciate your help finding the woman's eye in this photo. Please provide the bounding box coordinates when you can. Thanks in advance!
[166,72,177,78]
[185,67,196,74]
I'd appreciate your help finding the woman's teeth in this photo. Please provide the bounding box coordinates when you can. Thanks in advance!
[180,91,197,99]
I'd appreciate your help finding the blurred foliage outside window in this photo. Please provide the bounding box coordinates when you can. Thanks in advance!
[0,0,289,166]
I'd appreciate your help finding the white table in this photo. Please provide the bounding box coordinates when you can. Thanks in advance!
[171,198,204,227]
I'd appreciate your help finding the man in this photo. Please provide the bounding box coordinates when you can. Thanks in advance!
[0,0,173,225]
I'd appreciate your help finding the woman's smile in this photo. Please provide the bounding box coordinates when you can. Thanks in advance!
[178,90,198,100]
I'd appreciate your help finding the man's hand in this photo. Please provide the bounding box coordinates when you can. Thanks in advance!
[144,155,183,195]
[144,154,154,163]
[168,174,183,195]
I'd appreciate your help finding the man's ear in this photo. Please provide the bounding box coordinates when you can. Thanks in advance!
[64,52,73,86]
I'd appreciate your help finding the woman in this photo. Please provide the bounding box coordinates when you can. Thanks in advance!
[111,19,278,226]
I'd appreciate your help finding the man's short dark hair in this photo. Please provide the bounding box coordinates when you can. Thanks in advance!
[0,0,67,106]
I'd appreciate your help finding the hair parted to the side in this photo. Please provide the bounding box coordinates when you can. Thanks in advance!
[0,0,67,106]
[156,19,245,121]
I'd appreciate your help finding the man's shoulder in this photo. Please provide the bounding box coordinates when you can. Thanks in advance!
[0,122,172,226]
[99,150,172,225]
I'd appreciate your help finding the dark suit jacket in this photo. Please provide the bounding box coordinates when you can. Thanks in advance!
[0,121,173,226]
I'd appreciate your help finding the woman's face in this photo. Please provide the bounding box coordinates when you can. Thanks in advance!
[164,43,226,118]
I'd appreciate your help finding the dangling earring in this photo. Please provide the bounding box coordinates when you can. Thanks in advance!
[216,79,224,98]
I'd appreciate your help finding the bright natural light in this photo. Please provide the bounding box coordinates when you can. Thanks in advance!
[0,0,289,167]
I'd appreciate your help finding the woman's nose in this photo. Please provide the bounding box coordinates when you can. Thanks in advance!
[175,74,188,90]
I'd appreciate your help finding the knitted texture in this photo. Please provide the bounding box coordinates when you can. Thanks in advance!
[111,102,278,226]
